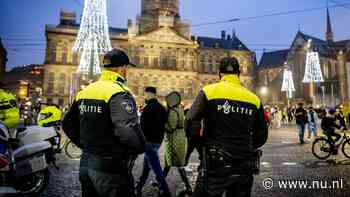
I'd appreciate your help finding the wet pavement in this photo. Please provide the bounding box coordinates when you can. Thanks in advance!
[40,126,350,197]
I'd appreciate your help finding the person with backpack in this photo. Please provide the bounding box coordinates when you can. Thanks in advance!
[163,91,192,196]
[321,108,343,153]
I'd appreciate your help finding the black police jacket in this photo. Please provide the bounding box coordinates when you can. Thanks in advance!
[62,71,146,159]
[186,74,268,162]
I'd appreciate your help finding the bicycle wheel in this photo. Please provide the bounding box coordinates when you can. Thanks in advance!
[65,140,82,159]
[312,138,332,159]
[341,139,350,159]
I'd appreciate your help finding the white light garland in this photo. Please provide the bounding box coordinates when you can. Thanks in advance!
[281,68,295,99]
[73,0,112,76]
[302,51,324,83]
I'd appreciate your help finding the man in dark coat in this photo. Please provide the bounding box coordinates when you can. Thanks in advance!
[295,103,308,144]
[136,87,170,197]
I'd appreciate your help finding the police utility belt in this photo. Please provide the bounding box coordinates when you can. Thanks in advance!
[207,145,262,175]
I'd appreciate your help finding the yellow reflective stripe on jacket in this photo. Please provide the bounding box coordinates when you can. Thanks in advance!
[76,70,129,102]
[76,80,126,103]
[203,75,261,108]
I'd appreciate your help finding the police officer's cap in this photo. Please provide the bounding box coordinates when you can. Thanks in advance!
[103,49,136,68]
[145,87,157,94]
[219,57,240,74]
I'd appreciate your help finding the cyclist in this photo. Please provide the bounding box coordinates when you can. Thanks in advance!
[321,108,343,151]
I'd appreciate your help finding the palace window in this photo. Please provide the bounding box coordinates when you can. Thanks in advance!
[144,57,149,67]
[73,53,78,65]
[153,57,159,67]
[134,56,140,66]
[47,72,55,94]
[199,63,205,73]
[50,46,57,64]
[58,73,66,94]
[47,98,53,105]
[58,98,64,107]
[161,56,168,69]
[169,58,177,69]
[62,44,68,65]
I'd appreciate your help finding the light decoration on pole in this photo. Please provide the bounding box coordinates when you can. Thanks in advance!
[302,44,324,83]
[281,66,295,99]
[73,0,112,76]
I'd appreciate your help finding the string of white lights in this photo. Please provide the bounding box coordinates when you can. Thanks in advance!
[302,51,324,83]
[281,68,295,99]
[73,0,112,76]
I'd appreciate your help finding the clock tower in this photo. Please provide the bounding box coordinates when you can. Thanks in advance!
[138,0,190,37]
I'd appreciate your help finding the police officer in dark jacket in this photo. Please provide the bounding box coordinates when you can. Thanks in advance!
[186,57,268,197]
[136,87,170,197]
[62,49,146,197]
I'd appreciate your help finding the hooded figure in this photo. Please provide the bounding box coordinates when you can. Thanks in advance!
[163,91,192,195]
[164,91,187,166]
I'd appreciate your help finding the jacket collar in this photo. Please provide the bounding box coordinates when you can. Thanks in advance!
[99,70,126,84]
[221,74,240,85]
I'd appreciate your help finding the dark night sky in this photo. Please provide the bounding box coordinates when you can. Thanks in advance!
[1,0,350,69]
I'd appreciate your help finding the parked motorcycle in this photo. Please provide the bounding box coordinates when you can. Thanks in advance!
[0,121,61,196]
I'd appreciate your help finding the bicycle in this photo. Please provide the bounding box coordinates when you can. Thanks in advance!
[62,139,81,160]
[312,130,350,160]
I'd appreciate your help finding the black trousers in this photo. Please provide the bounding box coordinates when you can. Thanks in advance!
[79,153,135,197]
[193,172,253,197]
[325,130,342,146]
[185,136,203,164]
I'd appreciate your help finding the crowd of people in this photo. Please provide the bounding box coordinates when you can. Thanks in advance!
[264,103,348,145]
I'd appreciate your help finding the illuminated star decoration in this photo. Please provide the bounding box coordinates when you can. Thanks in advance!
[302,51,324,83]
[73,0,112,76]
[281,68,295,99]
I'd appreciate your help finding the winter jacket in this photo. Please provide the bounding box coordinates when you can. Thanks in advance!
[62,70,146,159]
[140,98,167,144]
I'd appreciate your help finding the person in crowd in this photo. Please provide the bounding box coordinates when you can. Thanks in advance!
[163,91,192,196]
[321,108,343,152]
[294,103,308,144]
[307,106,318,139]
[282,107,288,127]
[336,107,347,130]
[0,82,20,159]
[62,49,146,197]
[276,107,282,129]
[186,57,268,197]
[264,107,271,128]
[0,82,20,130]
[136,87,170,197]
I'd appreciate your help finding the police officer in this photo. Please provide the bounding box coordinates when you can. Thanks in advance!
[0,82,20,129]
[62,49,146,197]
[186,57,268,197]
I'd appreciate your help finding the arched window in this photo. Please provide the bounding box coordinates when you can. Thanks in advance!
[62,43,68,65]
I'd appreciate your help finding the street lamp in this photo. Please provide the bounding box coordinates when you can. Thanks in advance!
[260,86,268,96]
